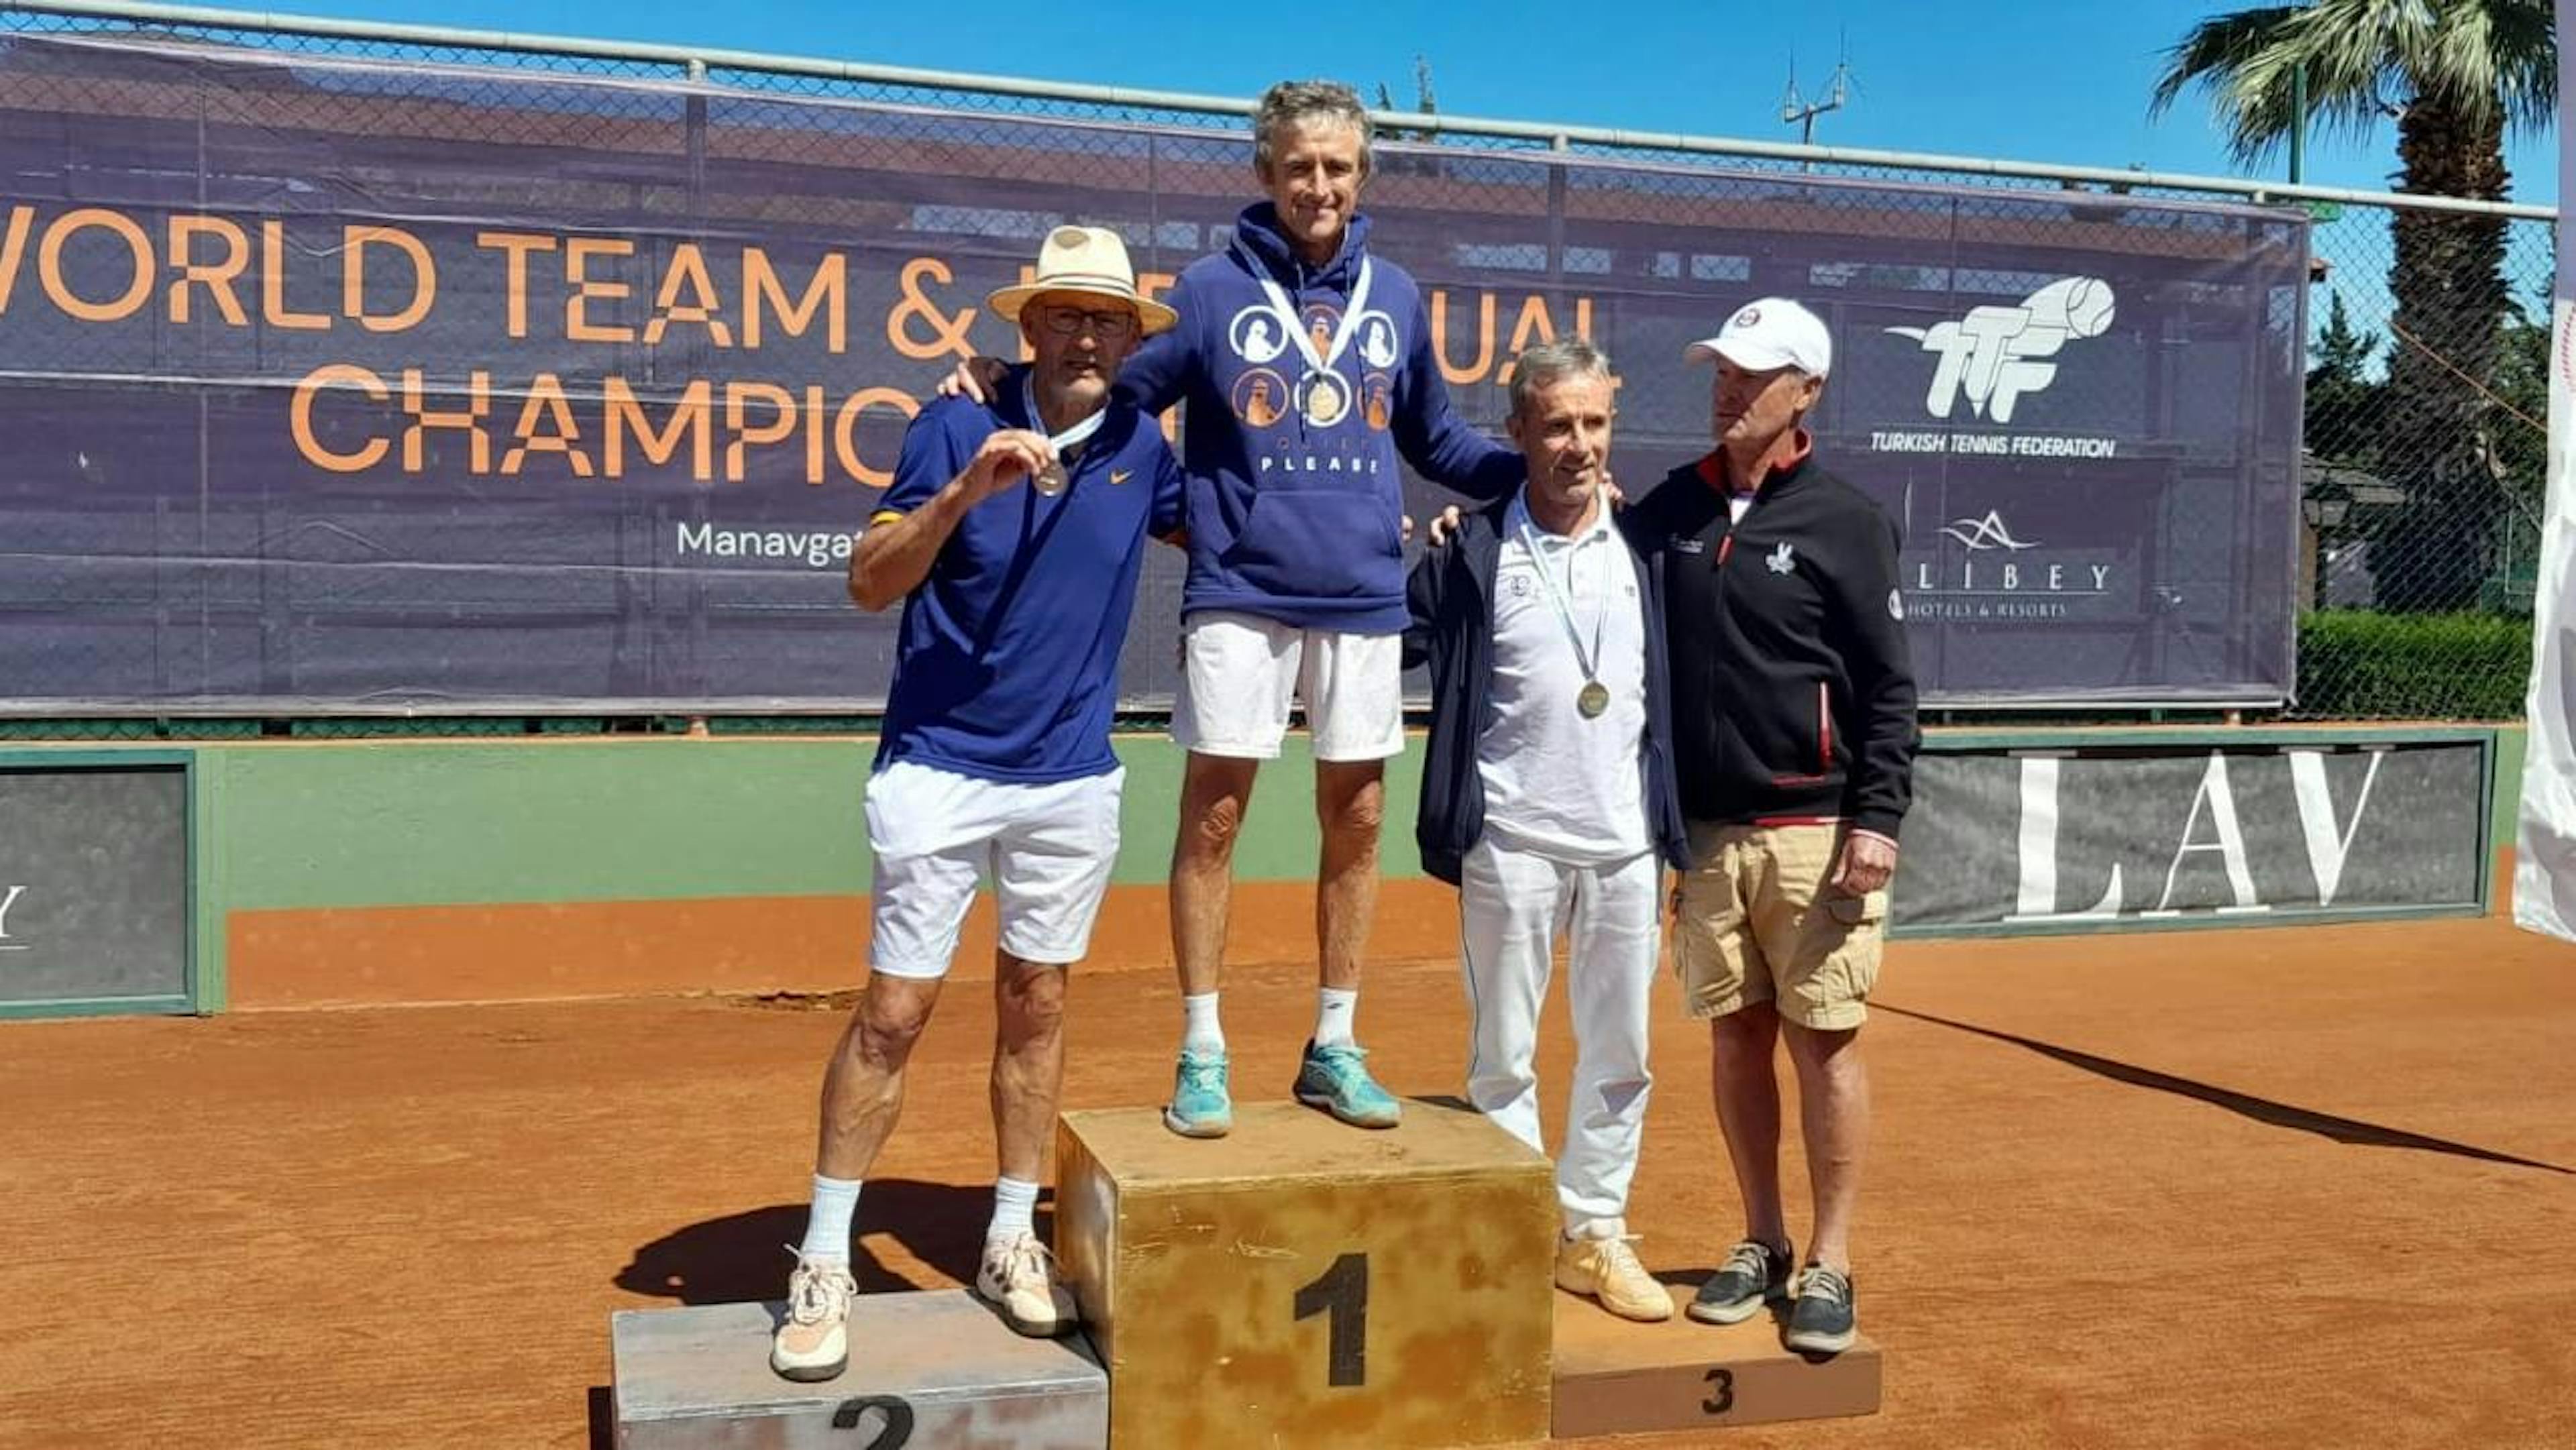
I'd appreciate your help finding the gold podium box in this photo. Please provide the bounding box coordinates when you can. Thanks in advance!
[1055,1099,1555,1449]
[1550,1285,1882,1437]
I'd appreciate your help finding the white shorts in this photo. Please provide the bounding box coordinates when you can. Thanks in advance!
[863,760,1124,978]
[1169,611,1405,762]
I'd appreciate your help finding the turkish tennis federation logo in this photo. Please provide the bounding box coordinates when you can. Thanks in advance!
[1886,278,2116,423]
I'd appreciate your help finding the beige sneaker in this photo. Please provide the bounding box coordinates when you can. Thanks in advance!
[1554,1234,1675,1323]
[770,1253,857,1382]
[975,1232,1078,1338]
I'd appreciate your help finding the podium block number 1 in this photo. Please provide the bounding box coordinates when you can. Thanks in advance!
[1294,1252,1368,1387]
[1055,1103,1556,1448]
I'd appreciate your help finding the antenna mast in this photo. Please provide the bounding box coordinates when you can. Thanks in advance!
[1780,40,1854,154]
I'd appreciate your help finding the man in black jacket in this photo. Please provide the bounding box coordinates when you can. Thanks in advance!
[1405,338,1691,1322]
[1620,298,1917,1356]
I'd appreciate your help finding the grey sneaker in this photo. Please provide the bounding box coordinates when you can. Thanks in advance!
[1686,1238,1794,1325]
[1784,1264,1857,1355]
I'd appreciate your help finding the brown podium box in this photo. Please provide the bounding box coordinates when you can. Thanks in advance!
[1550,1284,1882,1437]
[1055,1099,1556,1449]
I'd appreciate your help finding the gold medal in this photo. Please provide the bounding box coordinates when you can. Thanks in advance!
[1522,514,1619,723]
[1301,373,1349,427]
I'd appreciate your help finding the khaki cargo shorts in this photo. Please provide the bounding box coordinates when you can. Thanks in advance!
[1674,820,1886,1030]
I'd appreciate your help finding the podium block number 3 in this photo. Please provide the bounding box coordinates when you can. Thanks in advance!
[1293,1252,1369,1388]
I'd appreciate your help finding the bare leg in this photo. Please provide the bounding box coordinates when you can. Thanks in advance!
[1169,752,1258,998]
[1709,1003,1790,1251]
[1782,1022,1868,1273]
[1313,758,1387,993]
[815,973,944,1180]
[990,953,1069,1184]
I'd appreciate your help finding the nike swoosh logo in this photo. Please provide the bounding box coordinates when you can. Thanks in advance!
[1110,470,1133,484]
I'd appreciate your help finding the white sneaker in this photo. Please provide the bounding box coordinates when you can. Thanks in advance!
[769,1252,857,1382]
[1555,1233,1676,1323]
[974,1232,1077,1337]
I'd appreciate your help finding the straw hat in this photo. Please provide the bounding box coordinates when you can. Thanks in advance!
[985,226,1179,335]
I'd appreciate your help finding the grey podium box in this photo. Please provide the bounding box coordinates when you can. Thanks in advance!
[610,1292,1107,1449]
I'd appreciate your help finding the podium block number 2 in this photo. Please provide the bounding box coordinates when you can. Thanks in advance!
[1294,1252,1368,1388]
[830,1394,914,1447]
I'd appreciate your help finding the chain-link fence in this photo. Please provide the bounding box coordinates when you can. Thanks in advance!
[0,0,2549,724]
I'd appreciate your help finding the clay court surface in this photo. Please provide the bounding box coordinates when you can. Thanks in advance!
[3,906,2571,1449]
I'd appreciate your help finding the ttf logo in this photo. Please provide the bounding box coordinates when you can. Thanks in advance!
[1885,277,2116,423]
[0,883,25,950]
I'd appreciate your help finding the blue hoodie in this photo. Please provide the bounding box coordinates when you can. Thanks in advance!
[1114,203,1523,635]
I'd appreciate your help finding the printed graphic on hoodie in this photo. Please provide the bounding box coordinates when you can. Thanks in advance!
[1224,300,1399,433]
[1109,203,1523,634]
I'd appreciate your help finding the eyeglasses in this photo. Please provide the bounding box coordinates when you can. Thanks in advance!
[1036,304,1139,339]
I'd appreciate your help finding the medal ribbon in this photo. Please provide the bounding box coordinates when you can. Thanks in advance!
[1518,512,1608,692]
[1021,376,1107,468]
[1234,239,1375,384]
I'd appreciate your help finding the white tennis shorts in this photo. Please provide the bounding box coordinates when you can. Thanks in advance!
[1169,610,1405,762]
[863,759,1124,978]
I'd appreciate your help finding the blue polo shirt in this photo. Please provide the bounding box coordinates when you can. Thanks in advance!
[871,367,1185,785]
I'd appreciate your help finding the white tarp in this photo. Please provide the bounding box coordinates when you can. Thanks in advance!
[2513,7,2576,942]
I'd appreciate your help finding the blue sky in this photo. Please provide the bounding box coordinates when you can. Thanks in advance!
[175,0,2559,205]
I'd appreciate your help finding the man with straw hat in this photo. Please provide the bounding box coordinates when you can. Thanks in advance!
[770,225,1182,1382]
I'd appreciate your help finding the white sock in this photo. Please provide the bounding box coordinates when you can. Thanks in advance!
[799,1174,861,1264]
[988,1176,1040,1246]
[1314,987,1359,1048]
[1182,992,1225,1055]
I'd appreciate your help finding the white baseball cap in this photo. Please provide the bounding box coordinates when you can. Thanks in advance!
[1684,297,1832,376]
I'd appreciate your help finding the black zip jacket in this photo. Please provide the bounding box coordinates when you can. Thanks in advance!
[1401,499,1692,887]
[1619,450,1919,838]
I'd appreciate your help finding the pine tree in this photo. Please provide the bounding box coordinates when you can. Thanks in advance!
[2305,290,2381,466]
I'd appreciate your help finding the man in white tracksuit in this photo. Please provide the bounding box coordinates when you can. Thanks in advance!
[1403,337,1692,1321]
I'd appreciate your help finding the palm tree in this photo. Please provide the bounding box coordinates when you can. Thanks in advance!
[2151,1,2555,611]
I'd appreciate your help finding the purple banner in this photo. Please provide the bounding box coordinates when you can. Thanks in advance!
[0,33,2304,712]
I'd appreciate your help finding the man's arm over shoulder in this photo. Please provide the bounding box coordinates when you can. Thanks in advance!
[1389,289,1521,501]
[1110,269,1203,416]
[1825,490,1919,839]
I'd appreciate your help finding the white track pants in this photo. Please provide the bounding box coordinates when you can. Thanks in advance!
[1458,838,1662,1237]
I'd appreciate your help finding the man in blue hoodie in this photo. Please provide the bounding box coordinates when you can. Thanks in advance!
[1133,85,1514,1138]
[949,79,1524,1136]
[1138,80,1528,1137]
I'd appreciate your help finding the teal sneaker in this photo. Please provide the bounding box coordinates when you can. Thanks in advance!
[1163,1048,1232,1138]
[1293,1040,1401,1129]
